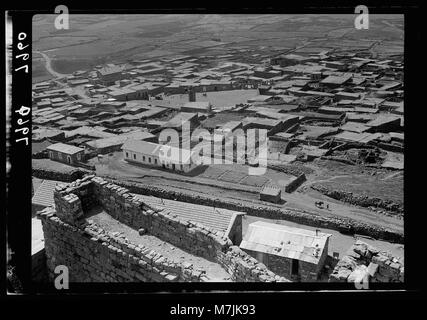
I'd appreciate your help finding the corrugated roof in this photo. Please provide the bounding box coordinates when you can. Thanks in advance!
[32,179,58,208]
[240,221,331,264]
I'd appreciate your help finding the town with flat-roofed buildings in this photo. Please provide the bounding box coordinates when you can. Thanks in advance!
[30,14,404,284]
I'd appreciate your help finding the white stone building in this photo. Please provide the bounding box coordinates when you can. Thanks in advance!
[122,140,197,173]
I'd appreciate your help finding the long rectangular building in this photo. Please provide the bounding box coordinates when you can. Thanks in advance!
[121,140,198,173]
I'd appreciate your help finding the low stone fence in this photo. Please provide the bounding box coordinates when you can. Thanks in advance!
[32,166,90,182]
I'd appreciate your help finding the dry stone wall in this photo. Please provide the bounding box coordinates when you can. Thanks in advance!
[89,176,232,260]
[38,207,209,282]
[111,179,403,243]
[217,246,289,282]
[31,165,403,243]
[39,174,300,282]
[32,165,91,182]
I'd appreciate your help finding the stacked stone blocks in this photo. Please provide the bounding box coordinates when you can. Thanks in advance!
[40,174,293,282]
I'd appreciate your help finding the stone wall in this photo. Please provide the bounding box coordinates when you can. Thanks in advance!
[112,179,404,243]
[89,176,231,261]
[267,254,291,279]
[329,240,404,283]
[243,245,327,282]
[32,165,91,182]
[31,166,403,243]
[284,173,306,193]
[217,246,289,282]
[32,248,48,282]
[40,175,291,282]
[225,213,244,246]
[38,207,210,282]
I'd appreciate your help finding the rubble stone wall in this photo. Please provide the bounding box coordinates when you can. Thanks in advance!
[32,165,91,182]
[266,254,292,278]
[88,176,231,261]
[242,248,325,282]
[32,248,48,282]
[31,167,403,243]
[284,173,306,193]
[329,240,404,283]
[217,246,289,282]
[42,175,292,282]
[52,176,232,261]
[113,179,404,243]
[38,207,208,282]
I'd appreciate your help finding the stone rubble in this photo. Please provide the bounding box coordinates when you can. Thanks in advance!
[329,240,404,283]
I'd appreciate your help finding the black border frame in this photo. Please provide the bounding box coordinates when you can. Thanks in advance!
[4,1,426,302]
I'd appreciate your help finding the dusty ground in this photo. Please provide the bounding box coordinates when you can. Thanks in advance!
[33,158,78,173]
[86,207,231,281]
[301,159,404,208]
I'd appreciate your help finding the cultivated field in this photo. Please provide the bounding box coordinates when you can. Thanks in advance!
[32,14,404,76]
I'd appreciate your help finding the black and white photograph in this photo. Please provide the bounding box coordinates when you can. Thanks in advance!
[5,5,423,307]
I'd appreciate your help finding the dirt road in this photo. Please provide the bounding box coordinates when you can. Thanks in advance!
[34,50,69,79]
[90,153,403,234]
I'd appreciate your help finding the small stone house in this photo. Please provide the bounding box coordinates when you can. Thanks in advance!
[259,185,282,203]
[46,143,85,165]
[240,221,331,281]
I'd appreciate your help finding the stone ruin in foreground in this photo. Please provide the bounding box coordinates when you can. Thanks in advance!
[37,174,290,282]
[36,174,404,284]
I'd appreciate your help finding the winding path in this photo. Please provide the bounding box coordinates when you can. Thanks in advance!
[33,50,69,79]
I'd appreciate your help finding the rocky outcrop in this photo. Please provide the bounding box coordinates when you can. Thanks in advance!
[311,184,404,215]
[329,240,404,283]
